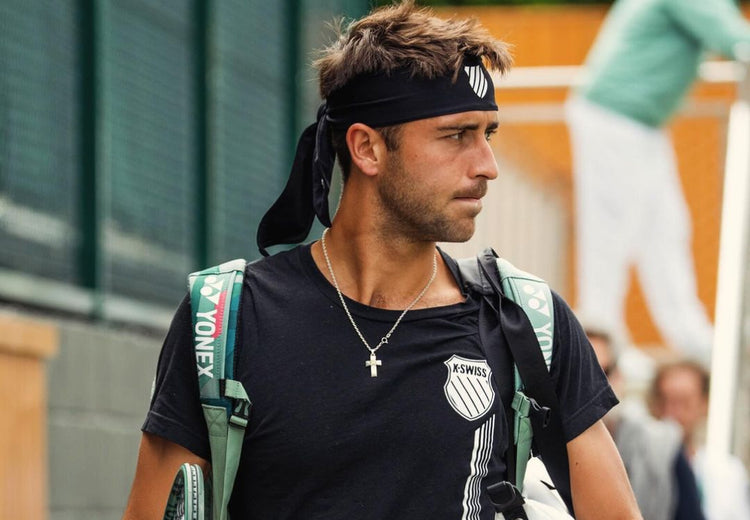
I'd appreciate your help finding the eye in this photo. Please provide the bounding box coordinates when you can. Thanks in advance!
[485,129,498,142]
[448,131,465,141]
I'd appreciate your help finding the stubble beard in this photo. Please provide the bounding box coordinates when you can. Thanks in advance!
[377,154,477,243]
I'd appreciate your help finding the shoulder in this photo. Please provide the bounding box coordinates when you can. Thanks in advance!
[242,245,311,283]
[550,290,585,344]
[246,244,307,270]
[548,289,598,375]
[550,290,576,323]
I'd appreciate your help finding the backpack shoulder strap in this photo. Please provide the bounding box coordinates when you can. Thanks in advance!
[188,258,250,520]
[493,257,557,494]
[459,248,573,515]
[494,257,554,375]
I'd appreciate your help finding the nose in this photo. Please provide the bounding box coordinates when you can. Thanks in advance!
[472,136,499,181]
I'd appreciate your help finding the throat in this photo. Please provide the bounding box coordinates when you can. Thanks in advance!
[366,285,465,310]
[365,291,419,310]
[368,293,390,309]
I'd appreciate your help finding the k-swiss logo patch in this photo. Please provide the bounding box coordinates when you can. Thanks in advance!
[464,65,489,99]
[443,355,495,421]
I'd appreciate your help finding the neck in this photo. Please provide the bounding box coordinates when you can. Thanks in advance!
[313,225,463,309]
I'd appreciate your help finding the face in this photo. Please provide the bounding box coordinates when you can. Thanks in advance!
[376,110,499,243]
[654,367,708,437]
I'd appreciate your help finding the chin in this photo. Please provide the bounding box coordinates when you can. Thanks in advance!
[436,223,476,243]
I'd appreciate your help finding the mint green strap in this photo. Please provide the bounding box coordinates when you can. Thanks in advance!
[219,379,250,520]
[202,377,250,520]
[512,391,534,491]
[496,257,555,491]
[189,258,249,520]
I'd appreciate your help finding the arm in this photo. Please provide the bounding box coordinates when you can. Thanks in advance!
[665,0,750,58]
[122,432,210,520]
[123,295,211,519]
[567,420,643,520]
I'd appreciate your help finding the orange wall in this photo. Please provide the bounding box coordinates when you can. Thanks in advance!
[437,4,747,348]
[0,314,58,520]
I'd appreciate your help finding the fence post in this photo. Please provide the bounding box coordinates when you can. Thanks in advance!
[706,60,750,466]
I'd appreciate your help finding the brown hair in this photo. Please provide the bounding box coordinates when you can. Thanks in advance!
[315,0,512,98]
[314,0,512,177]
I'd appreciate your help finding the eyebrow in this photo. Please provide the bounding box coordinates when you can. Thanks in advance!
[437,121,499,132]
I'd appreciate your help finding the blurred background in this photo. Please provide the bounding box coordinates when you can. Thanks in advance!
[1,1,748,519]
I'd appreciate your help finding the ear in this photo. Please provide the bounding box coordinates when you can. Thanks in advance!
[346,123,387,177]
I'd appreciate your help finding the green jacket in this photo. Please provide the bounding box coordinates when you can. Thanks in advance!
[579,0,750,127]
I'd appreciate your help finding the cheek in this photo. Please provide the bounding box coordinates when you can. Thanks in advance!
[662,399,685,418]
[410,141,459,167]
[396,144,465,194]
[687,398,707,419]
[414,154,448,179]
[404,163,446,193]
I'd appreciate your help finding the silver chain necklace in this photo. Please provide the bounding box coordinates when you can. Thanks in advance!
[320,228,438,377]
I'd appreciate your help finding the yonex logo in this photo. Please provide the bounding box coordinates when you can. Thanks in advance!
[193,274,227,380]
[522,283,550,317]
[464,65,489,98]
[522,282,554,366]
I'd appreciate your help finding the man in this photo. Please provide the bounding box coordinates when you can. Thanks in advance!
[648,361,711,461]
[586,325,704,520]
[649,360,750,520]
[567,0,750,364]
[123,2,641,519]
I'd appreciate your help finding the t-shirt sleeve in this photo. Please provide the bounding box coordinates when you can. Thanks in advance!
[141,294,211,460]
[549,291,618,441]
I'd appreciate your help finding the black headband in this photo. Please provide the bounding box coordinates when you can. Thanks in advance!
[257,55,497,256]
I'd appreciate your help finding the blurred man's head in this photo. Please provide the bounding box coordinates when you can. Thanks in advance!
[648,360,709,442]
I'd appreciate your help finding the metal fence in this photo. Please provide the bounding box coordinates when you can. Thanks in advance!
[0,0,367,327]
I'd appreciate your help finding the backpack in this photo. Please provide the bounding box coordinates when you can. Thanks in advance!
[457,249,573,519]
[163,249,572,520]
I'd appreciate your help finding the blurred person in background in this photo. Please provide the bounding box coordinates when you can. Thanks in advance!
[566,0,750,365]
[649,360,750,520]
[586,324,705,520]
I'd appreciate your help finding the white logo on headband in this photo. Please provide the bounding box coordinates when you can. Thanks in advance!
[464,65,488,98]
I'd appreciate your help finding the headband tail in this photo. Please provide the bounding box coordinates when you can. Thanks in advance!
[312,106,334,228]
[257,121,318,256]
[257,105,336,256]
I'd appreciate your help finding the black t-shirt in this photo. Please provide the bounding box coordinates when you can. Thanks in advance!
[144,245,617,520]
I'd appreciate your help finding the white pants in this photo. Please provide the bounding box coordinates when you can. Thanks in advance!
[566,97,713,361]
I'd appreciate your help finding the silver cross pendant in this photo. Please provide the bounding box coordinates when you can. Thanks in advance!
[365,352,382,377]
